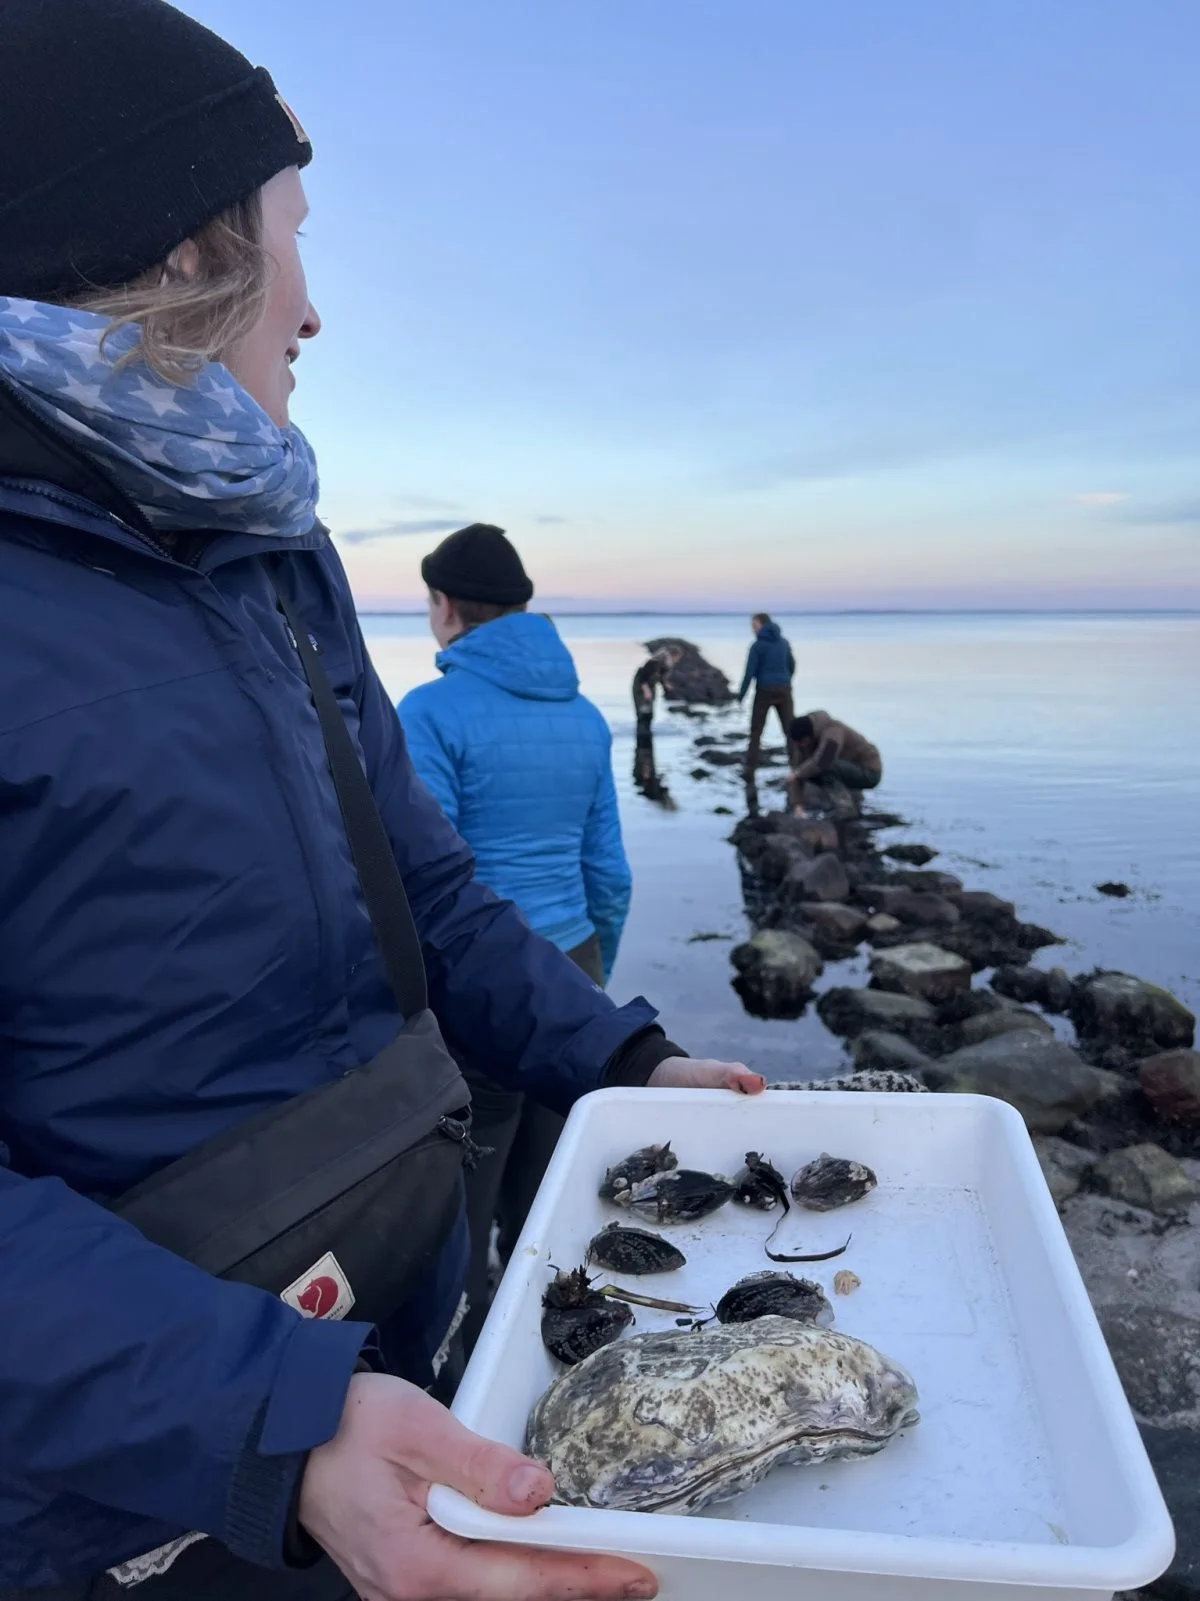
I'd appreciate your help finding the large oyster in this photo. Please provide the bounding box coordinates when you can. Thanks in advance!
[525,1314,918,1514]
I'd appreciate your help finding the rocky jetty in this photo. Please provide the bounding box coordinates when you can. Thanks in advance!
[707,739,1198,1598]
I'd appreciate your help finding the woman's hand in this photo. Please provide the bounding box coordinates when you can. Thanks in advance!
[300,1373,657,1601]
[647,1059,766,1094]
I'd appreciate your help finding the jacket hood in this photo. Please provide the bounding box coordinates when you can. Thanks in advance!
[757,621,782,643]
[436,610,579,701]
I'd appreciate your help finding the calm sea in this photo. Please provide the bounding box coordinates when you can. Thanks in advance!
[363,611,1200,1080]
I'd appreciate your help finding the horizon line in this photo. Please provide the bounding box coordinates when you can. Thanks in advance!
[357,605,1200,618]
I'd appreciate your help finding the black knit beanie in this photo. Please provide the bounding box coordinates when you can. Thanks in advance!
[421,525,535,607]
[0,0,312,303]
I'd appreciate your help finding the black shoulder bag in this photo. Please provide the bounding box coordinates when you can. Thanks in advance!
[110,576,472,1329]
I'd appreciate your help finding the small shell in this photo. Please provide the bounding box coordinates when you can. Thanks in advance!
[733,1151,789,1211]
[541,1300,634,1364]
[586,1223,686,1275]
[616,1168,736,1223]
[716,1270,834,1327]
[599,1141,678,1201]
[541,1267,633,1363]
[790,1152,878,1211]
[834,1270,861,1296]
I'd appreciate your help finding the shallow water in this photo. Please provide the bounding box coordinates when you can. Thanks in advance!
[365,611,1200,1079]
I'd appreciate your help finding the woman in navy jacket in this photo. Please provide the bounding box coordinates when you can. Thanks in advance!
[0,5,761,1599]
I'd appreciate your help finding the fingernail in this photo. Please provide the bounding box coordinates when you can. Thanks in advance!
[624,1582,656,1599]
[508,1465,547,1503]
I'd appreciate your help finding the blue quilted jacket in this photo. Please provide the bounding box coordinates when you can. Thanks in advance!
[398,614,631,979]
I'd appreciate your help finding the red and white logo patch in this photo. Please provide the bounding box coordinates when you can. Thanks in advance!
[281,1252,355,1321]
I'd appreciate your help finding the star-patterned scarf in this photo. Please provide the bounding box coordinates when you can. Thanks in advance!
[0,296,319,538]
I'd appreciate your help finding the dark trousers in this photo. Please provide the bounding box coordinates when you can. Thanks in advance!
[747,684,794,769]
[0,1538,356,1600]
[460,933,605,1357]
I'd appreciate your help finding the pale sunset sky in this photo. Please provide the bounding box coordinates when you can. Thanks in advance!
[187,0,1199,611]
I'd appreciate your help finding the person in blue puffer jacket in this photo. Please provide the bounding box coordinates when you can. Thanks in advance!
[398,524,632,1353]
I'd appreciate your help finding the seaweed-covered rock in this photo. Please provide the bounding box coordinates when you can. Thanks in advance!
[851,1031,933,1077]
[799,902,869,948]
[1033,1136,1096,1206]
[958,1007,1054,1047]
[731,930,823,1017]
[1093,1144,1200,1216]
[923,1030,1104,1133]
[858,886,962,928]
[883,843,938,866]
[869,942,971,1003]
[885,869,964,896]
[646,637,734,704]
[940,917,1065,973]
[758,834,814,884]
[1070,972,1195,1066]
[817,986,939,1046]
[949,890,1018,922]
[1140,1049,1200,1130]
[992,965,1075,1012]
[795,776,861,821]
[781,853,850,905]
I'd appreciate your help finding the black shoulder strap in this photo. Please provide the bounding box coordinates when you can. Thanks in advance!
[271,573,429,1020]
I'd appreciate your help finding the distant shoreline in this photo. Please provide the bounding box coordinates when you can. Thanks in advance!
[359,607,1200,619]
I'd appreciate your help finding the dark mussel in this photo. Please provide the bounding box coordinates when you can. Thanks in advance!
[617,1169,736,1224]
[599,1140,678,1202]
[540,1266,633,1364]
[790,1152,878,1211]
[586,1222,687,1275]
[715,1270,834,1327]
[733,1151,790,1211]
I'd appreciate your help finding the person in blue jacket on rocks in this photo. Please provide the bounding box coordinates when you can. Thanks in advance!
[398,524,633,1354]
[0,5,764,1600]
[737,612,797,771]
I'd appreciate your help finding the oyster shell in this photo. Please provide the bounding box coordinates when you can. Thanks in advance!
[587,1223,687,1275]
[715,1270,833,1327]
[732,1151,789,1211]
[527,1315,919,1513]
[599,1141,678,1202]
[790,1152,877,1211]
[540,1267,633,1364]
[615,1168,736,1223]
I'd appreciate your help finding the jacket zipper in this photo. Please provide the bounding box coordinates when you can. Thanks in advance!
[3,477,177,563]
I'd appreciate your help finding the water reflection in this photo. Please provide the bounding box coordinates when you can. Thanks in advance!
[633,723,677,809]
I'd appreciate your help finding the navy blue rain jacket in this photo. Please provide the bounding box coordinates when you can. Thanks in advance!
[737,620,795,700]
[0,387,663,1589]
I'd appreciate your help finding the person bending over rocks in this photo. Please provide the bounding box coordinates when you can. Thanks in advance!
[788,710,883,808]
[632,644,682,732]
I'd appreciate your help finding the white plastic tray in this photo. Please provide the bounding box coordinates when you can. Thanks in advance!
[428,1089,1173,1600]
